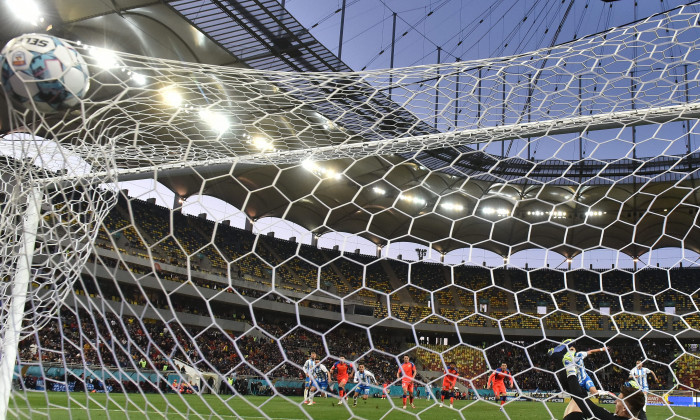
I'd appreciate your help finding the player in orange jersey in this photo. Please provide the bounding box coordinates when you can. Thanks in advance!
[487,363,513,411]
[440,361,458,408]
[397,355,417,409]
[331,356,354,405]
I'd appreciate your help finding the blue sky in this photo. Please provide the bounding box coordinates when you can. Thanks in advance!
[283,0,699,71]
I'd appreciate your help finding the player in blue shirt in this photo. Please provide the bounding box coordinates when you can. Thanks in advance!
[351,364,377,406]
[302,352,316,404]
[562,343,607,395]
[629,360,658,420]
[307,359,330,405]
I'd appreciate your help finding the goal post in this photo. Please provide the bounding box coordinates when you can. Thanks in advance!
[1,3,700,420]
[0,186,40,420]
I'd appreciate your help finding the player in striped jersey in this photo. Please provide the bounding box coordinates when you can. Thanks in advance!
[563,344,607,395]
[351,364,377,406]
[629,360,658,420]
[307,359,330,405]
[302,352,317,404]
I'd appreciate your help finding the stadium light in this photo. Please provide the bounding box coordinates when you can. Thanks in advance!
[325,169,338,179]
[585,210,606,216]
[482,207,510,216]
[7,0,43,26]
[302,159,342,179]
[527,210,566,218]
[399,194,426,205]
[440,202,464,211]
[199,108,230,134]
[250,136,274,151]
[130,72,147,85]
[160,86,183,108]
[372,186,386,195]
[89,47,120,70]
[302,159,317,171]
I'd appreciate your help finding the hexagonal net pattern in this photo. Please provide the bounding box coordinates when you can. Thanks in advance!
[1,4,700,420]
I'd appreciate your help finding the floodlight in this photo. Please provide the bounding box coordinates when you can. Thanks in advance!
[251,136,274,151]
[160,86,183,108]
[199,108,230,133]
[441,202,464,211]
[7,0,42,26]
[131,73,147,85]
[89,47,120,70]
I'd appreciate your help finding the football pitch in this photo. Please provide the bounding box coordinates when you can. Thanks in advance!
[8,393,698,419]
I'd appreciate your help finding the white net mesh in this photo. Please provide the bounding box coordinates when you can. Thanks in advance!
[1,3,700,420]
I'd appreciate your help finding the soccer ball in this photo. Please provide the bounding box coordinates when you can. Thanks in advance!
[1,33,89,113]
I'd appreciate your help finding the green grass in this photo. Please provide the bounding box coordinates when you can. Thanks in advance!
[7,393,698,419]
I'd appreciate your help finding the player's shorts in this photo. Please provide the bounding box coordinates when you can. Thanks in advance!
[492,383,506,395]
[356,385,370,395]
[312,380,328,391]
[441,388,454,398]
[442,382,455,391]
[337,375,349,384]
[578,375,595,392]
[401,381,414,393]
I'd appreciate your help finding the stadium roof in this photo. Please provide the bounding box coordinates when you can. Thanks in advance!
[1,0,700,257]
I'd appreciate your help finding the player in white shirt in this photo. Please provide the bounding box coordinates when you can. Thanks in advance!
[351,364,377,406]
[307,360,330,405]
[562,343,607,395]
[629,360,658,420]
[629,360,657,391]
[302,352,316,404]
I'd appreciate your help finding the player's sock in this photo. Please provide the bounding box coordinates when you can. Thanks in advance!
[402,396,407,406]
[409,395,414,404]
[450,397,453,404]
[303,388,308,401]
[441,394,444,402]
[339,388,344,398]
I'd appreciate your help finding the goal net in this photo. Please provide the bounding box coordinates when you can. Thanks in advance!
[1,3,700,419]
